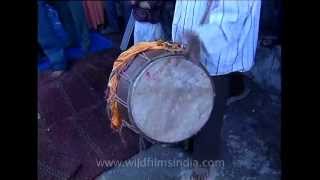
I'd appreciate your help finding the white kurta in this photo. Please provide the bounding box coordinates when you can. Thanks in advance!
[172,0,261,76]
[134,21,164,44]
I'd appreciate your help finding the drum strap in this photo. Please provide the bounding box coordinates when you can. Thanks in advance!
[106,41,184,130]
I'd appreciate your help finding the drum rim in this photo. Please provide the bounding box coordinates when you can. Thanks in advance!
[127,53,215,143]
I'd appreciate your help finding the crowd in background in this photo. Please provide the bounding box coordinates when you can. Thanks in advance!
[38,0,282,76]
[38,0,133,76]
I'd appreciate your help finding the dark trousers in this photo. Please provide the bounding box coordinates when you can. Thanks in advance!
[120,1,132,26]
[104,1,132,31]
[51,1,90,51]
[160,1,176,41]
[192,74,230,165]
[38,1,67,71]
[104,0,120,31]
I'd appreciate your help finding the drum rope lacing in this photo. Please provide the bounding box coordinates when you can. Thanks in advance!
[105,40,185,132]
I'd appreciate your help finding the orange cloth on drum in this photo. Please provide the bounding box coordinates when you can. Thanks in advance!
[83,0,105,30]
[107,41,183,130]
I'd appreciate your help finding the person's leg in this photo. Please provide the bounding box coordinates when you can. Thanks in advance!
[192,74,230,166]
[227,72,251,106]
[275,0,282,45]
[103,0,120,33]
[229,72,245,96]
[38,1,67,71]
[50,1,78,47]
[160,1,175,41]
[120,1,132,27]
[67,1,91,52]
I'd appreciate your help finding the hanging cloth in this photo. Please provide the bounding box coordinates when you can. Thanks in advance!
[83,0,105,30]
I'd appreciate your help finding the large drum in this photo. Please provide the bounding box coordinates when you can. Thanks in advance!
[107,47,215,143]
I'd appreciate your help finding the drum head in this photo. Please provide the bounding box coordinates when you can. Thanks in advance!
[129,56,215,143]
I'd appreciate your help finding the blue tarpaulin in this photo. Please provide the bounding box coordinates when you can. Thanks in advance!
[38,32,113,72]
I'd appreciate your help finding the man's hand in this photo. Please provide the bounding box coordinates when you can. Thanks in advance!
[184,31,201,65]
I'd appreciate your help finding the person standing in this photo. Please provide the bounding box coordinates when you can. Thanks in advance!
[38,1,67,77]
[50,1,91,53]
[172,0,261,179]
[130,1,165,43]
[102,0,132,34]
[102,0,120,34]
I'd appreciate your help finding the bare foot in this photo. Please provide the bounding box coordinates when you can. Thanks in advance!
[50,70,64,78]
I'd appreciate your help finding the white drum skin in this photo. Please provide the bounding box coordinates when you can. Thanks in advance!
[129,56,215,143]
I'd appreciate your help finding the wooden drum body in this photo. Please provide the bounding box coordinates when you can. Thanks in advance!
[108,49,215,143]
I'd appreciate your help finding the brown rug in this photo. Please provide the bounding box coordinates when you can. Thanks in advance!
[38,49,140,180]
